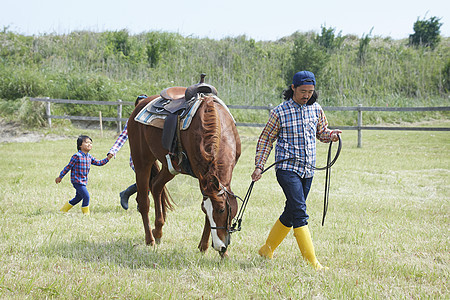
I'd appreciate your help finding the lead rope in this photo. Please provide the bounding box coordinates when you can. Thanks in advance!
[230,136,341,233]
[322,138,334,226]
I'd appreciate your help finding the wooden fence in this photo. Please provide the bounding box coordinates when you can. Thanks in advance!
[30,97,450,148]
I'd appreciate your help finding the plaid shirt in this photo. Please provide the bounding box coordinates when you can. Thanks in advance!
[255,99,333,178]
[108,122,134,170]
[59,151,109,185]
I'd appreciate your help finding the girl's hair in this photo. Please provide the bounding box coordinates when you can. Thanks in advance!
[77,135,92,150]
[282,85,318,105]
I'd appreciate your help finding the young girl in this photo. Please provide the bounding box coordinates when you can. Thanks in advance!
[56,135,110,215]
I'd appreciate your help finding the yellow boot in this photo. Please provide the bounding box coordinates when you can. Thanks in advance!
[293,225,327,271]
[259,219,291,259]
[60,202,73,213]
[81,206,90,215]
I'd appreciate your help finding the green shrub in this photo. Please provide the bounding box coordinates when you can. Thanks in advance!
[17,97,46,127]
[409,16,442,49]
[0,65,47,99]
[442,58,450,92]
[284,34,330,85]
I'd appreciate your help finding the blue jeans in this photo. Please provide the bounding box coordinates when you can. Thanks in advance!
[69,183,90,207]
[276,169,313,228]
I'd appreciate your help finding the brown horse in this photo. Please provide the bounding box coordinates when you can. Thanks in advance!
[127,94,241,257]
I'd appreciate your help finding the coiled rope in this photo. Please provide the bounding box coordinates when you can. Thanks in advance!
[230,136,341,233]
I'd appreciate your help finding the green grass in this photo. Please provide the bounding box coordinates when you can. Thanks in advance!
[0,124,448,299]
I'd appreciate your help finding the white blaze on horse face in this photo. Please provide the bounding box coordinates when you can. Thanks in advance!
[203,197,226,251]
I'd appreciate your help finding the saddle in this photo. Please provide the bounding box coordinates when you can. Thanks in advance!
[152,74,218,175]
[148,74,218,118]
[149,86,189,118]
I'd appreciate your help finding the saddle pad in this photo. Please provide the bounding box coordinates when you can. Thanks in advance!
[134,96,203,130]
[134,94,235,129]
[134,97,163,127]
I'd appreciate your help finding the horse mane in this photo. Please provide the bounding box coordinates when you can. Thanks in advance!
[199,96,221,165]
[197,96,222,191]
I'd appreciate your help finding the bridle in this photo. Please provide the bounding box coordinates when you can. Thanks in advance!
[206,184,235,233]
[230,135,342,233]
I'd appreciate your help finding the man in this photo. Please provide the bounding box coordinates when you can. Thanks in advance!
[107,94,148,210]
[251,71,341,271]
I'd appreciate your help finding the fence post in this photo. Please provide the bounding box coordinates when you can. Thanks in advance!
[117,99,123,133]
[357,104,362,148]
[99,111,103,137]
[268,103,273,118]
[45,97,52,128]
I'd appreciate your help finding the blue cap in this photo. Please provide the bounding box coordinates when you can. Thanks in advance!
[292,71,316,86]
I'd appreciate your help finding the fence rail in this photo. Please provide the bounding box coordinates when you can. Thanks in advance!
[30,98,450,147]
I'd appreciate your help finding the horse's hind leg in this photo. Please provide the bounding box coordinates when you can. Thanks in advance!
[135,165,155,246]
[150,167,174,244]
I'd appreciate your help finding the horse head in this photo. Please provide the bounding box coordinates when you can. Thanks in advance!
[199,173,238,257]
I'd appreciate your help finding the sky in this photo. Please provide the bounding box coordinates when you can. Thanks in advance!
[1,0,449,41]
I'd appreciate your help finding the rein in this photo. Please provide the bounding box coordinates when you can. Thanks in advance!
[230,136,342,233]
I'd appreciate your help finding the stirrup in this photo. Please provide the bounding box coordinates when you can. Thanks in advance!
[165,154,180,175]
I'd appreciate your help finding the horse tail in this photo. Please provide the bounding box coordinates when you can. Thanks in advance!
[150,162,175,211]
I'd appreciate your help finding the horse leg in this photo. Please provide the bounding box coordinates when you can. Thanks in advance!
[198,215,211,253]
[135,167,155,246]
[150,167,174,244]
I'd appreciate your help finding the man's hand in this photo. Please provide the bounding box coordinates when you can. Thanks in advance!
[55,177,62,184]
[331,130,342,142]
[251,167,263,182]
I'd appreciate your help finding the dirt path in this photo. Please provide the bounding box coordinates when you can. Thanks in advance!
[0,119,67,143]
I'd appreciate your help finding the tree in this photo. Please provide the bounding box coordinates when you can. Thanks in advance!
[107,29,131,56]
[409,16,442,49]
[315,25,343,52]
[284,34,329,86]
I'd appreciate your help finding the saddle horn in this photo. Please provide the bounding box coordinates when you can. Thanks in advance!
[185,73,218,101]
[200,73,206,83]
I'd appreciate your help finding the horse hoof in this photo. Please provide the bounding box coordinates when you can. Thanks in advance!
[155,238,161,244]
[151,229,162,242]
[145,238,155,246]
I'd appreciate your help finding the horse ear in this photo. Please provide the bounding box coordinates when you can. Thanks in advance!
[210,175,220,191]
[200,174,220,193]
[199,174,220,194]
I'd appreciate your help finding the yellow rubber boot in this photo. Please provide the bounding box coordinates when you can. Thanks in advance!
[60,202,73,213]
[81,206,90,215]
[293,225,327,271]
[258,219,291,259]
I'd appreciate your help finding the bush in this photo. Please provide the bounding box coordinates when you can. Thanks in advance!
[442,59,450,93]
[409,16,442,49]
[0,65,47,99]
[284,34,330,86]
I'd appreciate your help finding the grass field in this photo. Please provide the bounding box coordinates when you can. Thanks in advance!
[0,124,448,299]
